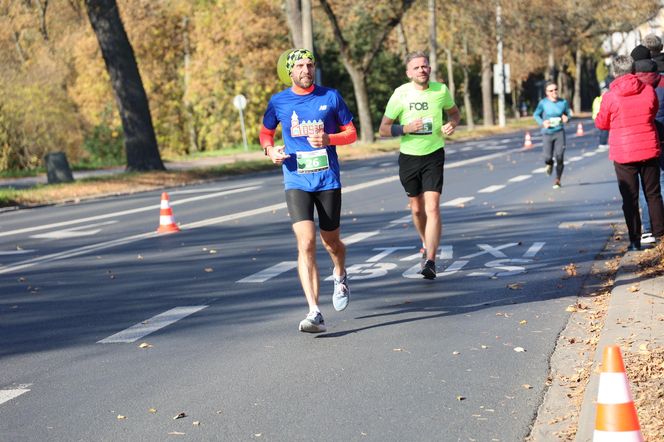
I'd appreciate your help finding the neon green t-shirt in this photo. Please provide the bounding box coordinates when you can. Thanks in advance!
[384,81,456,156]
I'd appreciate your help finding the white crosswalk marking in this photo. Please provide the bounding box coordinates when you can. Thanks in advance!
[0,388,30,406]
[442,197,474,207]
[98,306,208,343]
[238,261,298,283]
[478,185,506,193]
[508,175,532,182]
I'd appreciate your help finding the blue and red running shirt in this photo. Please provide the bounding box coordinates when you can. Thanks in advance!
[262,85,354,192]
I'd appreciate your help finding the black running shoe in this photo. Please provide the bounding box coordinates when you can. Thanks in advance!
[420,260,436,280]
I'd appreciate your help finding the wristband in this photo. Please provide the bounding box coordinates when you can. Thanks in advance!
[263,146,272,156]
[391,124,404,137]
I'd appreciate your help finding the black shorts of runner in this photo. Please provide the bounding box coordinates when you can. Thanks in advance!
[398,147,445,197]
[285,188,342,231]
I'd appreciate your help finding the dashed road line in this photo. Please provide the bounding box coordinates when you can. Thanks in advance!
[0,387,30,406]
[98,306,208,343]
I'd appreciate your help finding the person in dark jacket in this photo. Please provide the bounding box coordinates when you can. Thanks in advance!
[595,55,664,251]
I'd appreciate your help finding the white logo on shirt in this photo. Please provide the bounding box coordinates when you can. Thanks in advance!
[319,105,327,111]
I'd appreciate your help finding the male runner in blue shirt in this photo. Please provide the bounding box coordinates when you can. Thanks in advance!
[260,49,357,333]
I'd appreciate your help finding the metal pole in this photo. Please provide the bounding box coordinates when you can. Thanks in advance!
[239,108,248,152]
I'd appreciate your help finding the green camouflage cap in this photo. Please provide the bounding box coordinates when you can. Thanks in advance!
[286,49,315,74]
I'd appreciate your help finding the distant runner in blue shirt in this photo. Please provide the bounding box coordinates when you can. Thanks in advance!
[534,81,571,189]
[259,49,357,333]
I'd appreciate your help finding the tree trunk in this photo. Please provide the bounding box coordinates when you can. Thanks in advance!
[301,0,314,52]
[285,0,303,48]
[481,53,493,127]
[396,23,408,60]
[85,0,164,171]
[445,48,455,97]
[345,63,374,143]
[428,0,437,82]
[462,66,474,130]
[573,47,582,114]
[182,15,198,153]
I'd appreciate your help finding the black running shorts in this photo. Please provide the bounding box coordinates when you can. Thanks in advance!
[398,148,445,197]
[285,188,342,231]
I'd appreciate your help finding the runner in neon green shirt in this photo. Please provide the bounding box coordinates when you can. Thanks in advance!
[379,51,460,280]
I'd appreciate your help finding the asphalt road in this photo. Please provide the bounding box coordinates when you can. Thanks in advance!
[0,122,621,441]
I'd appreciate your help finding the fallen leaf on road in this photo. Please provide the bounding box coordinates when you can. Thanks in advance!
[138,342,153,349]
[565,305,577,312]
[192,421,201,426]
[507,282,523,290]
[148,408,157,413]
[481,345,488,349]
[393,348,404,352]
[496,211,509,216]
[514,347,526,352]
[456,395,466,401]
[204,267,214,273]
[628,285,639,293]
[519,320,528,325]
[168,432,185,435]
[564,263,577,276]
[173,412,187,420]
[452,351,460,355]
[117,415,126,420]
[523,384,533,389]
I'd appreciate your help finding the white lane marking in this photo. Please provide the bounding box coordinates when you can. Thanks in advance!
[238,261,297,283]
[442,197,474,207]
[30,221,118,239]
[389,214,413,225]
[368,247,414,263]
[582,152,596,157]
[508,175,532,182]
[168,184,263,195]
[401,245,453,261]
[532,167,548,174]
[461,243,519,259]
[478,185,506,193]
[523,242,545,257]
[568,156,583,162]
[461,146,473,151]
[445,148,457,154]
[0,388,30,405]
[0,249,34,255]
[343,231,380,245]
[559,219,623,229]
[0,185,261,238]
[98,306,208,343]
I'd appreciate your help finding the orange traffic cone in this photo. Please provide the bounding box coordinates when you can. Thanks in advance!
[593,345,643,441]
[523,131,533,149]
[576,122,585,136]
[157,192,180,234]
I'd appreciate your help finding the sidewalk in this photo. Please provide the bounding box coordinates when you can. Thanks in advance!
[574,248,664,440]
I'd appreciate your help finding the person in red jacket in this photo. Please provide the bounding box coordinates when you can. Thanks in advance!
[595,55,664,251]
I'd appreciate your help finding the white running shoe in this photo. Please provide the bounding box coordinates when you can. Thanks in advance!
[299,311,326,333]
[332,273,350,311]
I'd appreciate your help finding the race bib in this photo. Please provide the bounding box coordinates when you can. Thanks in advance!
[548,117,561,127]
[411,117,433,135]
[296,150,329,174]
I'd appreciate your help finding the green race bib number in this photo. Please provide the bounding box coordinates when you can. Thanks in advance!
[296,150,329,174]
[411,117,433,135]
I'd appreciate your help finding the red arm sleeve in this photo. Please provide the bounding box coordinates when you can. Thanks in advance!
[259,125,276,149]
[328,121,357,146]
